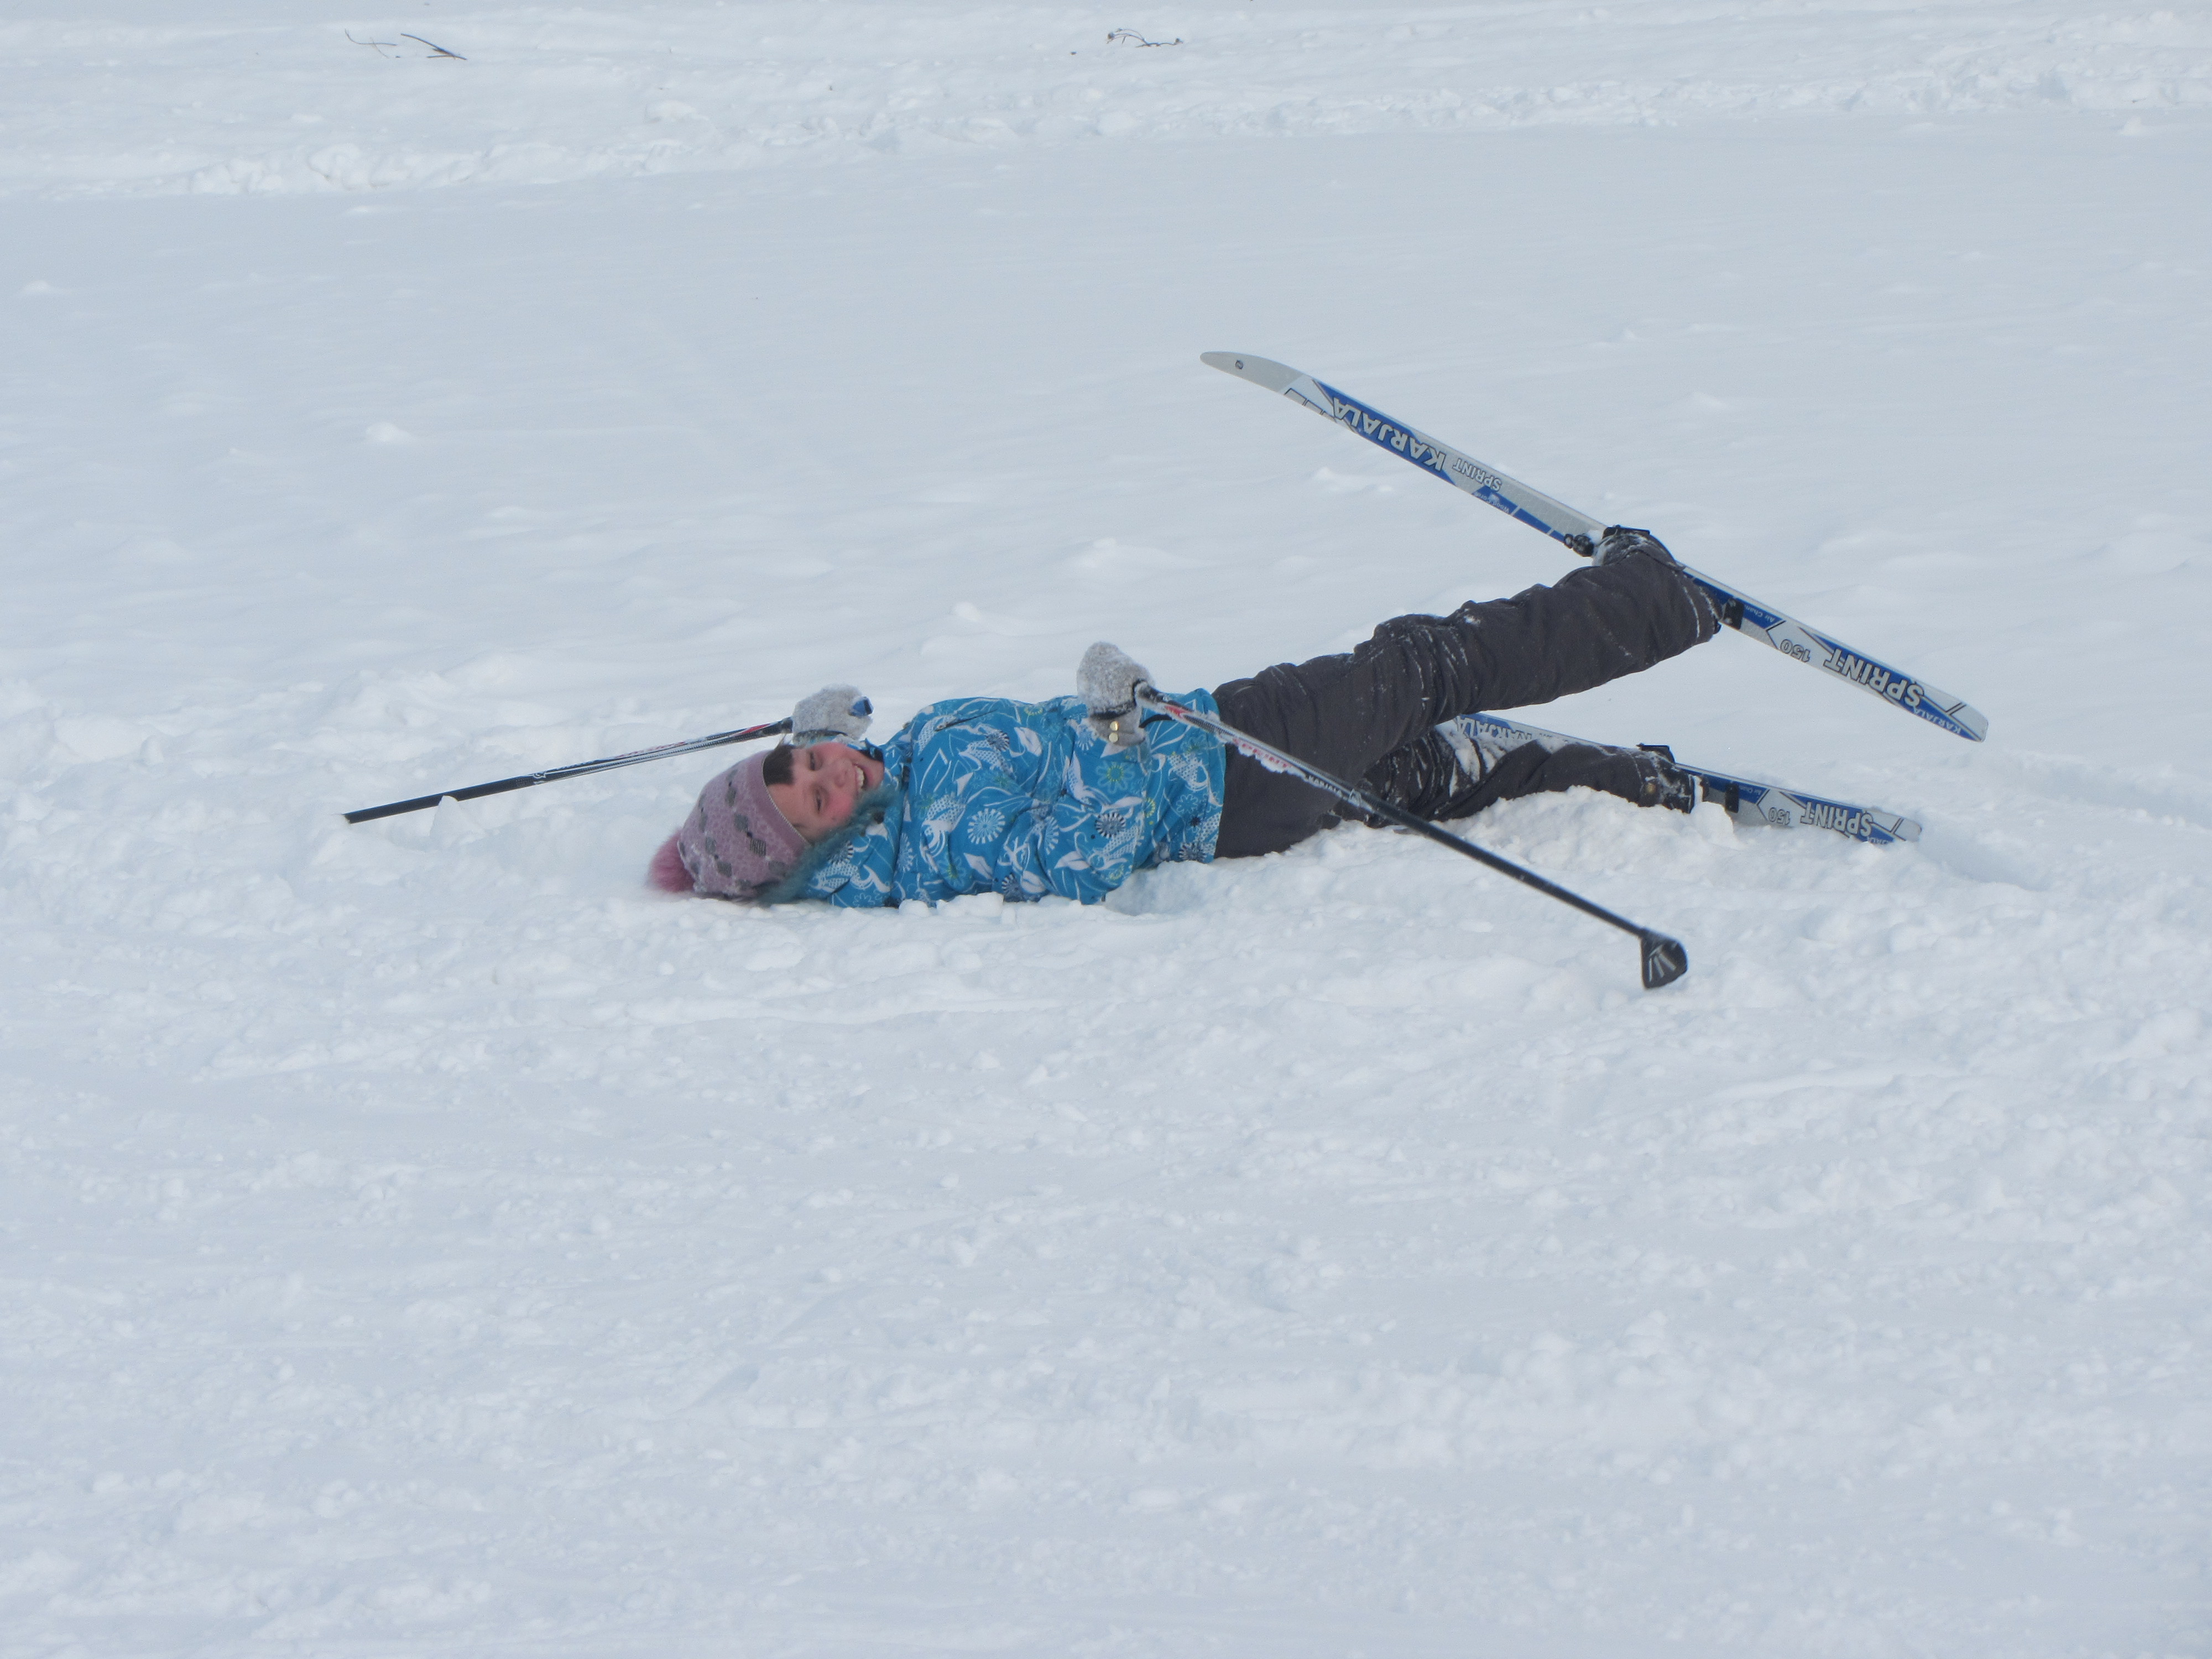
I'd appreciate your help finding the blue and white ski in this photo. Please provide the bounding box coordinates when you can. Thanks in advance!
[1203,352,1989,744]
[1452,713,1922,846]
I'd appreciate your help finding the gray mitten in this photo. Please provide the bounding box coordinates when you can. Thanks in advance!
[1076,641,1153,751]
[790,684,873,747]
[1592,525,1680,568]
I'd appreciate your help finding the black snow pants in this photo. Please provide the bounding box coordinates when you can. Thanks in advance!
[1211,552,1719,859]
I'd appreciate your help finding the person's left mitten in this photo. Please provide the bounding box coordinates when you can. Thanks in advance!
[791,685,873,746]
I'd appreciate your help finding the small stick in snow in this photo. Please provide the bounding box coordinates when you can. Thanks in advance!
[345,30,400,58]
[1106,30,1182,48]
[401,33,467,60]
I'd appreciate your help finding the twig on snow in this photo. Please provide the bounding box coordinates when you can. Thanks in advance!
[345,29,400,58]
[400,33,467,60]
[1106,29,1182,48]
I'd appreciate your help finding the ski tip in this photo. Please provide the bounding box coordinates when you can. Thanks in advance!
[1639,931,1689,991]
[1201,352,1299,393]
[1952,703,1990,742]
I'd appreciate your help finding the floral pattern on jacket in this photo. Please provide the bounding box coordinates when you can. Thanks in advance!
[796,691,1225,907]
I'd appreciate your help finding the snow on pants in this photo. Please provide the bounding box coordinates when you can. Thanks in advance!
[1209,552,1719,859]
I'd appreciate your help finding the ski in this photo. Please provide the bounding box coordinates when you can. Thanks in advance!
[1451,713,1922,846]
[1202,352,1988,744]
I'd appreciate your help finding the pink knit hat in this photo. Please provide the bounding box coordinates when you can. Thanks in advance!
[649,750,806,900]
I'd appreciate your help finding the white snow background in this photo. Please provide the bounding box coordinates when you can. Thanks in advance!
[3,2,2210,1653]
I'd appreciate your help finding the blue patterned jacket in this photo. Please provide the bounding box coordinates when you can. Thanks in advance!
[790,692,1226,906]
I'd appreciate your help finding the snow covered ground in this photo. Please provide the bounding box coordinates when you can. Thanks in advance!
[6,1,2211,196]
[4,3,2210,1653]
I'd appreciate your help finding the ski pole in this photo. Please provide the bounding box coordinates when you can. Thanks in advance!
[1135,689,1689,991]
[342,717,793,825]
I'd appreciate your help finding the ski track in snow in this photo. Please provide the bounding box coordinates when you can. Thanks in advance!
[4,3,2212,1655]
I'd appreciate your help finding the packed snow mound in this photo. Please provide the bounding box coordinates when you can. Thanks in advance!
[4,1,2210,198]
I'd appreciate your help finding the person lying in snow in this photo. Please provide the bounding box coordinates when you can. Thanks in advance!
[648,528,1718,906]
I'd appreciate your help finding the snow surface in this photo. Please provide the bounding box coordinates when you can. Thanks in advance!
[4,3,2211,1653]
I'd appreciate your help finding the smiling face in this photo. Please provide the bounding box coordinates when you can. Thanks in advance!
[766,742,885,843]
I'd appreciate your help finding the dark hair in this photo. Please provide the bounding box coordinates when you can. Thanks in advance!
[761,743,795,787]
